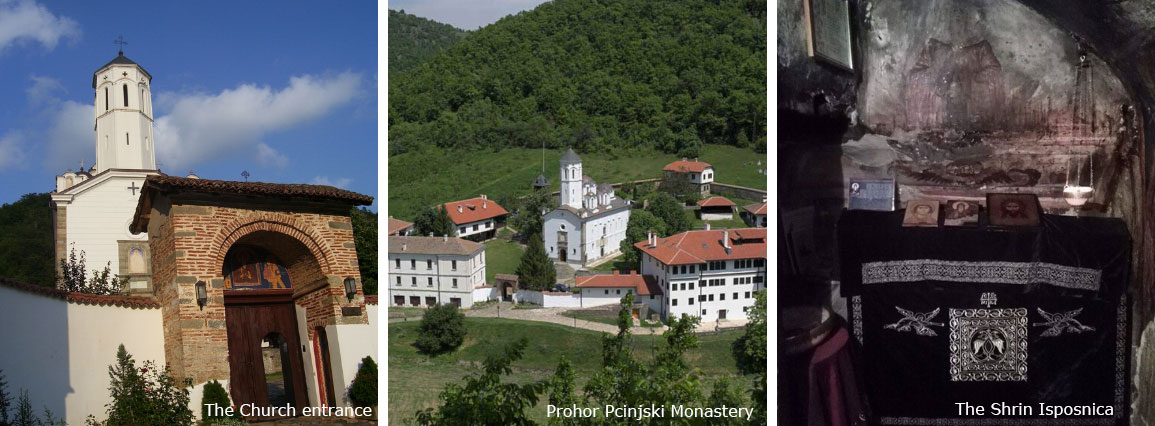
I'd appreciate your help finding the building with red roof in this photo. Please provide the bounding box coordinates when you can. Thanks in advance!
[635,228,766,322]
[388,217,414,236]
[697,196,737,220]
[663,158,715,195]
[575,271,665,317]
[741,200,767,228]
[441,194,508,240]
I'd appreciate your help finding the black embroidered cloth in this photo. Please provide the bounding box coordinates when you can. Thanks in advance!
[838,210,1131,425]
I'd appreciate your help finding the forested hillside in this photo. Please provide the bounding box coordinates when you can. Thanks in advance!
[388,0,767,157]
[0,193,54,286]
[389,9,470,75]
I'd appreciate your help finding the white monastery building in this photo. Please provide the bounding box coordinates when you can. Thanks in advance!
[387,235,487,308]
[543,148,631,267]
[663,158,714,195]
[636,228,767,322]
[443,195,507,240]
[51,50,160,292]
[575,271,664,314]
[741,200,767,228]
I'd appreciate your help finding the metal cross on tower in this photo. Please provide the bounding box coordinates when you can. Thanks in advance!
[127,181,140,196]
[113,35,128,53]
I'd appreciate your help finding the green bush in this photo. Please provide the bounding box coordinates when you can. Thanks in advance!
[347,356,378,407]
[201,380,237,421]
[96,344,194,426]
[415,304,466,355]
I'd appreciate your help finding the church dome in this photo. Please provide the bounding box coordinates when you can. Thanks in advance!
[560,147,582,164]
[93,50,152,88]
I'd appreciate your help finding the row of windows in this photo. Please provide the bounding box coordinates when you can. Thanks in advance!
[103,84,149,111]
[671,291,755,307]
[395,276,461,288]
[394,257,479,271]
[458,220,493,235]
[394,295,461,307]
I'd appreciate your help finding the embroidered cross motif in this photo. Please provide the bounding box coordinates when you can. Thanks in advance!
[980,292,997,307]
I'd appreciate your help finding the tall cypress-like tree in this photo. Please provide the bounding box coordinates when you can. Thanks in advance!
[0,370,11,426]
[414,205,455,237]
[514,234,556,291]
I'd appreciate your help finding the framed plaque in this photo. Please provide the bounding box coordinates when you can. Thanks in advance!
[848,179,895,211]
[986,193,1041,228]
[804,0,854,71]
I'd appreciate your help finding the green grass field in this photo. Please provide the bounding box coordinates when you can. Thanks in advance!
[560,310,621,326]
[387,317,746,425]
[483,238,524,284]
[387,144,767,220]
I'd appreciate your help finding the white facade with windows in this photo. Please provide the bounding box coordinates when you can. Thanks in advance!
[387,236,486,308]
[636,229,767,322]
[455,218,497,239]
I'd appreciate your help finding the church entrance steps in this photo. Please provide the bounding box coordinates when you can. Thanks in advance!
[553,261,576,285]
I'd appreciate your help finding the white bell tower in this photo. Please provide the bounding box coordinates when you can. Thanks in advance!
[559,148,582,209]
[93,50,156,173]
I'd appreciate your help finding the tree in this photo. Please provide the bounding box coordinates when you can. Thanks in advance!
[13,391,34,426]
[0,193,54,287]
[102,344,194,426]
[618,210,667,271]
[509,190,551,240]
[414,339,543,426]
[347,356,378,407]
[56,247,127,295]
[414,205,455,237]
[515,234,556,291]
[646,192,691,234]
[350,207,378,295]
[732,290,767,424]
[415,304,467,355]
[201,380,237,421]
[704,378,747,426]
[0,370,10,426]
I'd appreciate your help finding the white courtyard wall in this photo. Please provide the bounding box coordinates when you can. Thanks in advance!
[473,286,496,302]
[0,285,165,426]
[325,303,378,407]
[701,211,733,221]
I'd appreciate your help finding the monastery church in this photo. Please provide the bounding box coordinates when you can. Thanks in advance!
[543,148,631,267]
[0,51,378,424]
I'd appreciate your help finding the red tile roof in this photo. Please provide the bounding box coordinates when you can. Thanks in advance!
[743,202,767,215]
[443,196,508,225]
[0,276,160,309]
[635,228,767,265]
[697,196,736,207]
[388,217,414,235]
[575,271,662,296]
[663,160,712,173]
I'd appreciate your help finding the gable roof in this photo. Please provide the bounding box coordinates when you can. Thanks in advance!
[697,196,736,207]
[743,202,767,215]
[388,217,414,235]
[635,228,767,265]
[575,271,662,296]
[130,175,373,233]
[388,235,484,256]
[443,197,508,225]
[663,160,712,173]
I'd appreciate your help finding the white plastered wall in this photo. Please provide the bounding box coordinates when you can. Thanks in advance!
[324,304,378,406]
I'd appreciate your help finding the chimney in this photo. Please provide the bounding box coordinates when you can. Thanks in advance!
[722,229,731,253]
[402,243,407,251]
[694,157,698,162]
[483,201,487,209]
[481,194,487,200]
[444,235,448,242]
[457,205,463,213]
[647,231,654,248]
[681,157,687,162]
[705,223,711,231]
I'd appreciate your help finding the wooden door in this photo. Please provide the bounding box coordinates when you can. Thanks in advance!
[225,296,309,414]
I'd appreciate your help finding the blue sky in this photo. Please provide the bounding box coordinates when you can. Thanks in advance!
[0,0,377,209]
[390,0,549,30]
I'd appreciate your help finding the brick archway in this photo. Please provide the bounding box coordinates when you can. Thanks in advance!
[212,213,336,278]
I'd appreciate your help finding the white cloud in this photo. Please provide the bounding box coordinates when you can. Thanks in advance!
[0,0,80,55]
[309,176,352,188]
[42,100,91,171]
[154,71,362,170]
[0,132,27,171]
[26,74,64,105]
[255,143,289,168]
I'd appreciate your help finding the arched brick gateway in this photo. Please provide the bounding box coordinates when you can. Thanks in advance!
[130,175,374,411]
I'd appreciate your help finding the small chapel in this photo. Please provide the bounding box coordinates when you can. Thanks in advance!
[542,148,631,267]
[0,50,378,424]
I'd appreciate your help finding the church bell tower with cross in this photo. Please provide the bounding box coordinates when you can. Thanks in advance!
[50,40,160,294]
[93,37,157,173]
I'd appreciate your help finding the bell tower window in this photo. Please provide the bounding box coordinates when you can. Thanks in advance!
[126,133,129,146]
[104,87,109,110]
[123,84,128,107]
